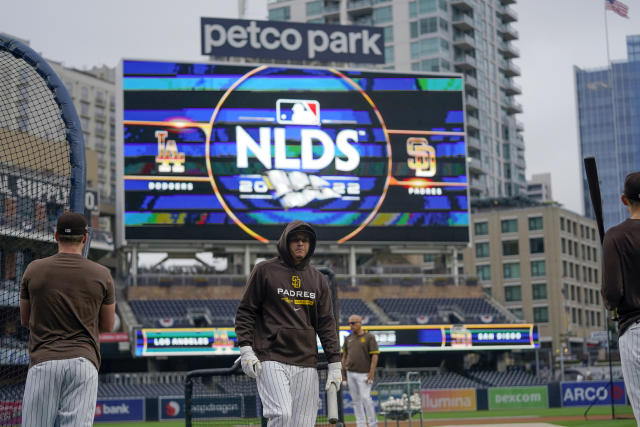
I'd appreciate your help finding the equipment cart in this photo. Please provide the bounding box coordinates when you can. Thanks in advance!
[377,371,423,427]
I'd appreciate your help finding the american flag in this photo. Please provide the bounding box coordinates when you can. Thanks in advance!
[606,0,629,18]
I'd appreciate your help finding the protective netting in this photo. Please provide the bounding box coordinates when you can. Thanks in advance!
[0,46,74,425]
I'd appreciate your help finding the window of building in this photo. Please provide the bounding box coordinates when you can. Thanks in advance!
[561,238,566,253]
[385,46,394,63]
[574,241,579,258]
[502,240,519,256]
[570,285,575,300]
[420,58,440,71]
[563,261,567,277]
[505,285,521,302]
[509,307,523,319]
[483,287,492,297]
[419,17,438,35]
[589,289,594,304]
[563,283,569,299]
[439,18,448,32]
[475,242,489,258]
[477,265,491,281]
[409,1,417,16]
[533,307,549,323]
[593,247,597,262]
[587,246,591,261]
[528,216,543,231]
[307,17,324,23]
[532,283,547,300]
[474,222,488,235]
[576,287,581,302]
[591,311,595,326]
[501,219,517,233]
[573,222,577,236]
[578,309,582,325]
[597,312,601,327]
[596,292,599,305]
[580,224,584,238]
[569,262,574,278]
[568,241,572,256]
[560,217,565,231]
[410,21,419,38]
[592,227,596,241]
[575,265,580,281]
[383,26,393,43]
[438,0,447,11]
[418,0,436,14]
[530,237,544,254]
[269,6,290,20]
[572,307,576,323]
[374,6,393,24]
[531,260,546,277]
[503,262,520,279]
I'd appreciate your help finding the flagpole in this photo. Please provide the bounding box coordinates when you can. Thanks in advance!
[602,1,617,421]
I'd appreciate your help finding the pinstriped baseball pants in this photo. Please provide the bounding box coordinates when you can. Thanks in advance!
[22,357,98,427]
[257,361,318,427]
[620,322,640,422]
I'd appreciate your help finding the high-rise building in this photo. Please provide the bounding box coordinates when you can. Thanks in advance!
[527,172,552,203]
[576,35,640,230]
[463,197,602,358]
[266,0,526,199]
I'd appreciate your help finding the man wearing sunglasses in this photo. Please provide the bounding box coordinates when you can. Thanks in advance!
[342,314,379,427]
[235,220,341,426]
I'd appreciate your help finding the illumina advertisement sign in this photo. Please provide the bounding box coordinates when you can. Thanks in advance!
[133,324,538,357]
[119,60,468,244]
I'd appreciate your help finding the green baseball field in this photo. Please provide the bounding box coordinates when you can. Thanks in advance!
[95,405,635,426]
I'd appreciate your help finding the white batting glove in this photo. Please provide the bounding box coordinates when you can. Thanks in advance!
[239,346,262,379]
[326,362,342,390]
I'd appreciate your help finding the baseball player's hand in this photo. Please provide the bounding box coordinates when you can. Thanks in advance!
[326,362,342,390]
[239,346,262,379]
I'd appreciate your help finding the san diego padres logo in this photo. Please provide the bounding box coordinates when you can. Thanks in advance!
[291,275,301,289]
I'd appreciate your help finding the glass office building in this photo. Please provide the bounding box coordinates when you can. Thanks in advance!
[266,0,527,199]
[576,35,640,230]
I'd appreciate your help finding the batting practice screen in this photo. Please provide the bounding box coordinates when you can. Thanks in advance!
[120,60,468,244]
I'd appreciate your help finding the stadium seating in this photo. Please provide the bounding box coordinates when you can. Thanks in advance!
[129,299,239,327]
[468,369,544,387]
[337,298,380,325]
[374,298,506,324]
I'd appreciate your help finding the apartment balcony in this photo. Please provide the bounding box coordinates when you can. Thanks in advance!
[498,40,520,59]
[497,4,518,23]
[467,133,481,151]
[466,115,480,131]
[95,111,107,122]
[500,0,516,5]
[352,16,373,26]
[347,0,373,13]
[468,157,484,174]
[452,13,474,31]
[463,74,477,90]
[500,76,522,95]
[95,94,106,107]
[499,58,521,77]
[503,97,523,115]
[465,93,479,111]
[324,3,340,17]
[454,53,476,70]
[469,176,485,193]
[516,120,524,132]
[451,0,473,11]
[453,33,476,50]
[498,22,519,41]
[94,142,106,153]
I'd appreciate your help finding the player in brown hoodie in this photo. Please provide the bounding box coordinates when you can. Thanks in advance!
[235,220,342,426]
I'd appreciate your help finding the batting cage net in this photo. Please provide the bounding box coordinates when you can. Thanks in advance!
[0,35,85,425]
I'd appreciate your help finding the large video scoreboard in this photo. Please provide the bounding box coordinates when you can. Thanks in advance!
[133,324,539,357]
[119,60,468,244]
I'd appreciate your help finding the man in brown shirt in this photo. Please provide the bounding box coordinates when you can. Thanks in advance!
[20,212,115,426]
[235,220,341,426]
[602,171,640,422]
[342,314,379,427]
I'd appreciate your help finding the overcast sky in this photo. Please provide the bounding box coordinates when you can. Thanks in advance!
[2,0,639,214]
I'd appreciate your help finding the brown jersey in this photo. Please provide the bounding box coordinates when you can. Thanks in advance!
[602,218,640,336]
[343,331,379,373]
[20,253,115,369]
[235,220,340,367]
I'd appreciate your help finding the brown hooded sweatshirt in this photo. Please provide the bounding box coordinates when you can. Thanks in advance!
[235,220,341,367]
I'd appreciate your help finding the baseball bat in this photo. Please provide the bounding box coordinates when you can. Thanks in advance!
[82,226,94,258]
[327,382,338,424]
[584,157,605,245]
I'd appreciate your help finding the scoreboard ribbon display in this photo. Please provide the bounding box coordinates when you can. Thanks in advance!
[120,60,469,244]
[134,324,538,357]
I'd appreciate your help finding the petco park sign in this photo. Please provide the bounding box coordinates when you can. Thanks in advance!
[200,17,384,63]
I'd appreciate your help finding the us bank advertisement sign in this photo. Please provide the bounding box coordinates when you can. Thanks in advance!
[200,18,384,64]
[120,60,468,244]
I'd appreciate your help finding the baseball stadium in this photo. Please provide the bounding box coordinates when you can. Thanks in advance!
[0,3,638,426]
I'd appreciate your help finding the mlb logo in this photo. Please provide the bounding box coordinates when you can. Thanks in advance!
[276,99,320,126]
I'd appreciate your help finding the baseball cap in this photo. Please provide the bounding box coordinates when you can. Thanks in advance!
[288,226,313,241]
[624,172,640,201]
[56,212,88,235]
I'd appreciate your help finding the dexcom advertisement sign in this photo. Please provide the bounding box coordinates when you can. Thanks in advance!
[562,381,626,406]
[201,18,384,63]
[488,386,548,410]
